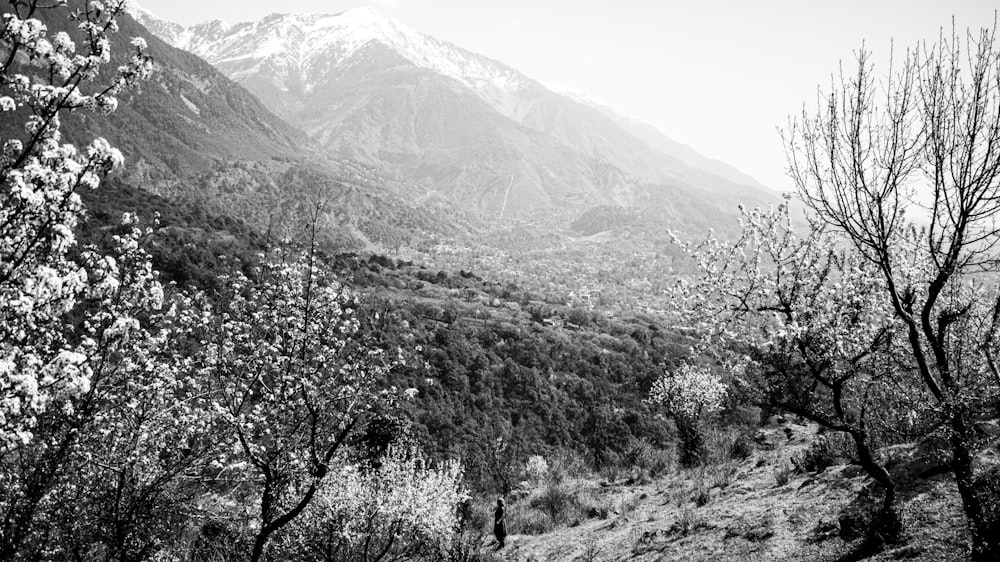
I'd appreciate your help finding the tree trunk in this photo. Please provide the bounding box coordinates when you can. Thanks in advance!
[949,417,1000,562]
[676,417,707,468]
[850,430,902,545]
[250,535,268,562]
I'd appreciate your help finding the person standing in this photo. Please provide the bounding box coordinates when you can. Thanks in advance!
[494,497,507,549]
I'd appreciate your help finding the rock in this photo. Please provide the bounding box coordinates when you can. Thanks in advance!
[888,544,926,559]
[812,517,839,542]
[754,429,779,451]
[841,465,866,478]
[974,420,1000,437]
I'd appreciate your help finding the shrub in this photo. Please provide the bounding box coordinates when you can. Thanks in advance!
[704,427,756,465]
[524,481,607,530]
[187,519,249,562]
[617,494,643,521]
[509,508,553,536]
[677,419,708,468]
[705,462,738,490]
[694,484,712,507]
[280,445,468,561]
[524,455,549,483]
[774,464,792,487]
[623,438,674,477]
[730,431,756,460]
[792,433,853,474]
[675,506,704,536]
[534,482,579,523]
[546,449,590,484]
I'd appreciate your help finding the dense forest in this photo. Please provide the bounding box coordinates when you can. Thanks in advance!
[79,180,712,490]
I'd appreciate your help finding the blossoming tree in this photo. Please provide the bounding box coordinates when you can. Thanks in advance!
[785,23,1000,558]
[0,0,191,557]
[193,244,406,561]
[0,0,151,450]
[664,200,922,541]
[280,444,468,562]
[648,363,726,467]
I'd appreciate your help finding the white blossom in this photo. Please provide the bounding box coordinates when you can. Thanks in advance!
[648,364,727,421]
[0,0,152,449]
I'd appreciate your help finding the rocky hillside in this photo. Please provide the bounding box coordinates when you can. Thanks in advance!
[491,421,973,562]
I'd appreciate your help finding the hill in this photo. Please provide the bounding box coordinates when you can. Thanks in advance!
[493,422,972,562]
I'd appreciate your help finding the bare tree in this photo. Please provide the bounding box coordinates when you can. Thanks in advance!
[785,22,1000,560]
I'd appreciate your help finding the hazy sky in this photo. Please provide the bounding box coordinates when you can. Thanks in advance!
[138,0,999,191]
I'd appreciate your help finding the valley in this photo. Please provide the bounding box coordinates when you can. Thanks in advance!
[1,1,997,561]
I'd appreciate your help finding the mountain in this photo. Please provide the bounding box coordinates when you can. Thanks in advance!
[130,6,777,232]
[0,2,309,187]
[0,2,478,253]
[545,83,770,192]
[0,3,303,184]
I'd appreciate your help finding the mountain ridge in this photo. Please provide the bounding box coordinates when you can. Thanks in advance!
[545,82,770,192]
[130,4,779,230]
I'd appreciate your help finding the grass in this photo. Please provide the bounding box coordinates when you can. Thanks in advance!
[487,421,976,562]
[492,479,614,536]
[774,462,793,487]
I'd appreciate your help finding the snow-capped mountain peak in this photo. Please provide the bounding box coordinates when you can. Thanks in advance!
[126,2,772,217]
[131,4,532,107]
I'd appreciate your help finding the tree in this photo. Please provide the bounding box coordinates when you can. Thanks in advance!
[16,218,216,560]
[667,201,920,542]
[279,444,468,562]
[785,22,1000,559]
[0,1,189,558]
[192,244,405,562]
[0,0,151,450]
[648,363,726,468]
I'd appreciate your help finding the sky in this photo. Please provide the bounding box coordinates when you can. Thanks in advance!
[138,0,1000,191]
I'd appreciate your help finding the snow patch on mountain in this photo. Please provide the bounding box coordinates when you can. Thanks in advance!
[543,82,610,110]
[179,93,200,116]
[544,81,652,126]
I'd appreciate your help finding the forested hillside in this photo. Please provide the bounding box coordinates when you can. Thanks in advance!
[78,179,704,490]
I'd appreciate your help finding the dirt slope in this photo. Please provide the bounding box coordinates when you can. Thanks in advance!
[496,423,969,562]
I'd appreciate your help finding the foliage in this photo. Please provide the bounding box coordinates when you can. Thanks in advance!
[0,3,754,558]
[186,246,407,561]
[773,464,792,487]
[0,0,151,449]
[338,253,692,489]
[0,4,468,560]
[728,431,755,461]
[784,20,1000,558]
[0,2,217,559]
[279,444,468,562]
[666,198,914,532]
[524,455,549,484]
[792,433,855,474]
[648,364,726,421]
[648,363,726,467]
